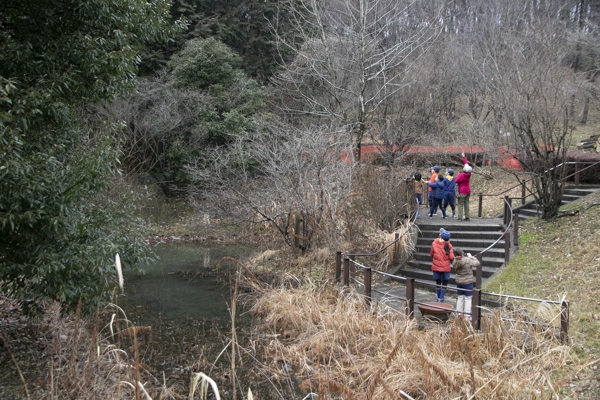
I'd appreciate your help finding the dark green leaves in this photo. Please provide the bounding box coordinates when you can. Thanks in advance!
[0,0,179,314]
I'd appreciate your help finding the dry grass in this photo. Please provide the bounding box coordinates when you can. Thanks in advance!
[484,190,600,398]
[468,167,529,218]
[248,281,572,399]
[0,297,233,399]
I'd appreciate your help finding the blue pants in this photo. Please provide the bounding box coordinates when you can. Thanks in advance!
[433,272,450,301]
[443,192,455,213]
[415,194,422,217]
[429,198,445,217]
[457,283,473,297]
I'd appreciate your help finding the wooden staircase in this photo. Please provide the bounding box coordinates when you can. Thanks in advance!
[512,184,600,220]
[395,184,600,291]
[395,218,508,286]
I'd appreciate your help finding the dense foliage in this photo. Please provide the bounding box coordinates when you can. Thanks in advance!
[0,0,182,314]
[140,0,290,82]
[98,37,265,190]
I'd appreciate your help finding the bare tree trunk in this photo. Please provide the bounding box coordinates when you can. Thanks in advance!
[581,96,589,125]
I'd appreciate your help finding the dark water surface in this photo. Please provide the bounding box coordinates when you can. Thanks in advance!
[118,242,252,376]
[120,243,247,321]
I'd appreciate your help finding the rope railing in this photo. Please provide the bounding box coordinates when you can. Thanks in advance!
[335,197,420,281]
[341,256,569,343]
[478,160,600,218]
[335,174,575,342]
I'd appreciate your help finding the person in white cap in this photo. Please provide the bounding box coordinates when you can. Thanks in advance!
[455,152,472,221]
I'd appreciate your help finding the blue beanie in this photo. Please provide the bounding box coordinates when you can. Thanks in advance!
[440,228,451,241]
[433,165,440,172]
[447,168,454,176]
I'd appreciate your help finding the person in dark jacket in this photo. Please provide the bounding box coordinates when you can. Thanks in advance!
[443,168,456,218]
[455,153,472,221]
[428,174,447,219]
[430,228,454,302]
[452,247,480,319]
[428,166,440,210]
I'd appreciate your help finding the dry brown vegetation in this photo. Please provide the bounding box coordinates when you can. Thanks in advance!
[484,190,600,398]
[233,166,600,399]
[247,281,572,399]
[0,300,160,399]
[2,168,597,399]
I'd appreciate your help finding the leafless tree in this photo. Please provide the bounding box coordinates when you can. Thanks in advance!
[465,1,577,219]
[92,76,207,194]
[565,0,600,125]
[187,120,356,247]
[268,0,442,161]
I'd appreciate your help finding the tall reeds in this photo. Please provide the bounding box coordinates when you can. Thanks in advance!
[249,280,573,399]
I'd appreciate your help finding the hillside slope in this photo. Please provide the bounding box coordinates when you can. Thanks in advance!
[484,190,600,397]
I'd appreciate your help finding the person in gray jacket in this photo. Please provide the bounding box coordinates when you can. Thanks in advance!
[452,248,480,320]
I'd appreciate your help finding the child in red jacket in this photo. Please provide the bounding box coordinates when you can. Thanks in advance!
[430,228,454,302]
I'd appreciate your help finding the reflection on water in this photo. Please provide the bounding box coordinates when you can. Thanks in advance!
[116,242,253,379]
[119,243,248,323]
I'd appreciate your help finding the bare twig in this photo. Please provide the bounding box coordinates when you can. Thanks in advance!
[556,210,580,218]
[584,203,600,211]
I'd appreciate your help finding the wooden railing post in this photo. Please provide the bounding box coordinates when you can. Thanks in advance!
[475,253,483,289]
[561,300,570,344]
[472,289,481,330]
[335,251,342,283]
[478,193,483,218]
[504,231,511,263]
[575,163,580,185]
[513,214,519,246]
[343,257,350,287]
[393,232,400,265]
[503,196,511,225]
[364,267,372,306]
[521,181,526,205]
[406,278,415,319]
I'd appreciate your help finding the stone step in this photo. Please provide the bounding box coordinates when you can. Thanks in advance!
[415,221,504,233]
[516,207,541,216]
[418,227,504,240]
[400,184,599,290]
[513,186,600,218]
[565,184,600,190]
[562,194,581,202]
[564,187,600,196]
[416,232,505,244]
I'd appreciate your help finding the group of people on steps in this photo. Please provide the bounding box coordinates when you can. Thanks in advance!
[412,152,473,221]
[412,153,479,319]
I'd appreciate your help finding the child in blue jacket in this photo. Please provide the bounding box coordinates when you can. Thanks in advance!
[428,174,447,219]
[443,169,456,218]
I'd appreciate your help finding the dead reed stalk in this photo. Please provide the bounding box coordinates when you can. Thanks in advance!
[248,279,574,399]
[231,272,239,400]
[0,330,30,399]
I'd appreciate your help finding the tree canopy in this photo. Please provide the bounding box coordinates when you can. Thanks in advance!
[0,0,182,314]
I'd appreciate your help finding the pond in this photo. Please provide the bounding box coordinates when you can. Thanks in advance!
[118,242,252,378]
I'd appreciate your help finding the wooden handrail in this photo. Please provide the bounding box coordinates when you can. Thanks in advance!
[343,198,419,259]
[477,160,600,218]
[343,257,568,342]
